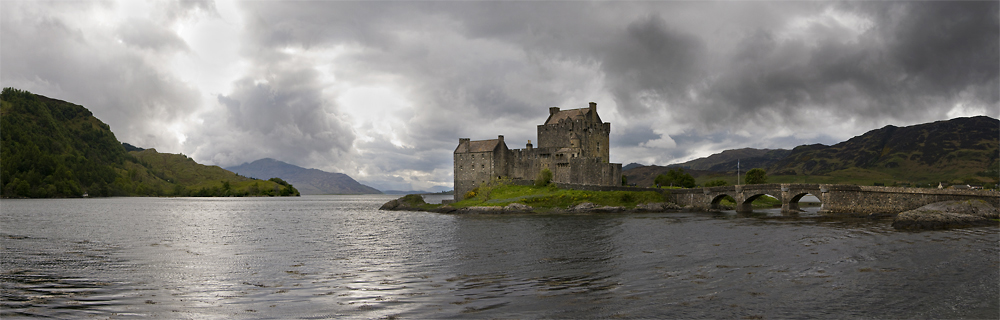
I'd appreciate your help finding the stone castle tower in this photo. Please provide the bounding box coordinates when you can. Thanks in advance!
[453,102,622,201]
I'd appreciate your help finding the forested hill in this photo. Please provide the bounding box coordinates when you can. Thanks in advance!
[768,116,998,184]
[0,88,297,198]
[226,158,381,195]
[624,115,999,187]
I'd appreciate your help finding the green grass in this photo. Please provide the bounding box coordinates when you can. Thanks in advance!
[449,184,668,210]
[130,149,295,196]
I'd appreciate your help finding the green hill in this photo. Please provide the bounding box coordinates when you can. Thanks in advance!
[130,149,299,197]
[670,148,790,172]
[768,116,998,186]
[0,88,297,198]
[624,116,999,187]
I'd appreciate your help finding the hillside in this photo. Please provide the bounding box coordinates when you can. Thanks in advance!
[768,116,998,185]
[673,148,790,172]
[1,88,140,197]
[623,116,999,187]
[0,88,298,197]
[226,158,380,195]
[131,150,298,197]
[623,166,722,188]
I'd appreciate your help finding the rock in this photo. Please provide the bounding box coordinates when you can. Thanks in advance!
[379,199,400,210]
[570,202,597,213]
[504,203,533,213]
[379,194,432,211]
[892,200,1000,230]
[431,205,458,213]
[458,206,506,214]
[593,206,626,213]
[634,202,682,212]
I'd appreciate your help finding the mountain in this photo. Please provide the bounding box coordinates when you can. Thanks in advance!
[131,149,299,197]
[0,88,297,198]
[622,163,645,171]
[623,166,722,188]
[623,116,999,187]
[767,116,998,184]
[670,148,791,172]
[226,158,381,195]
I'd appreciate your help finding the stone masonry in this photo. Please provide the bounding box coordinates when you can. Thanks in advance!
[454,102,622,201]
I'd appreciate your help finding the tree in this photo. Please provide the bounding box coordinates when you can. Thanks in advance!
[654,168,696,188]
[745,168,768,185]
[535,168,553,187]
[621,175,628,186]
[704,179,728,187]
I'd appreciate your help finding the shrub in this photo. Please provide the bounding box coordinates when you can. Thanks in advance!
[535,168,553,187]
[464,188,478,199]
[704,179,728,187]
[744,168,768,185]
[654,168,696,188]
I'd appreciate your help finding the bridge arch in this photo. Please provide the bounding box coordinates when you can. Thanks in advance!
[709,193,736,211]
[785,192,822,213]
[740,193,782,213]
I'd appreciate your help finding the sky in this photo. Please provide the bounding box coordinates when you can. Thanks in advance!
[2,1,997,192]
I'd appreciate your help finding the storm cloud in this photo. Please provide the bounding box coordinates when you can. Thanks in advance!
[2,1,996,191]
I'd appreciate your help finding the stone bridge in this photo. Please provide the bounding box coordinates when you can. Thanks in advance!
[667,184,1000,215]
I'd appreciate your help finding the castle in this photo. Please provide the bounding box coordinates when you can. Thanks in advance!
[454,102,623,201]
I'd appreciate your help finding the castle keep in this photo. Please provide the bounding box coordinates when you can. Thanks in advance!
[454,102,623,200]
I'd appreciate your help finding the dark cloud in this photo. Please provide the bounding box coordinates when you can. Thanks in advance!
[3,1,996,191]
[204,69,355,167]
[601,14,706,116]
[688,1,998,131]
[1,1,200,151]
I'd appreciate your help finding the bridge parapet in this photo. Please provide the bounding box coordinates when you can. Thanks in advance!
[665,183,999,215]
[820,185,999,215]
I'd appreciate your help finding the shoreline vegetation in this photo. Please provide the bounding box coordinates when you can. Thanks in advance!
[380,184,681,214]
[1,88,299,198]
[378,180,790,214]
[380,181,998,231]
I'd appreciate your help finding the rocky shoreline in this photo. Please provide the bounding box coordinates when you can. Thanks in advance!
[892,199,1000,230]
[379,196,682,214]
[381,195,1000,230]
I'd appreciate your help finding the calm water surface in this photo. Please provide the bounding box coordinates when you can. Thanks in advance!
[2,195,997,319]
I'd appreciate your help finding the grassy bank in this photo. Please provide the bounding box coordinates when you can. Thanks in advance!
[407,183,668,211]
[455,184,667,209]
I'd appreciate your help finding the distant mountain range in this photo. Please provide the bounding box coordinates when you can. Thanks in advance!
[226,158,381,195]
[625,116,998,187]
[670,148,791,172]
[769,116,997,182]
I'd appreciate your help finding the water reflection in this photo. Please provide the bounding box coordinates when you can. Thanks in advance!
[436,214,624,316]
[2,197,997,319]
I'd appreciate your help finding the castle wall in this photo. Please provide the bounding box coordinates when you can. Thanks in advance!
[455,103,621,201]
[537,120,611,163]
[508,148,547,181]
[454,151,498,199]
